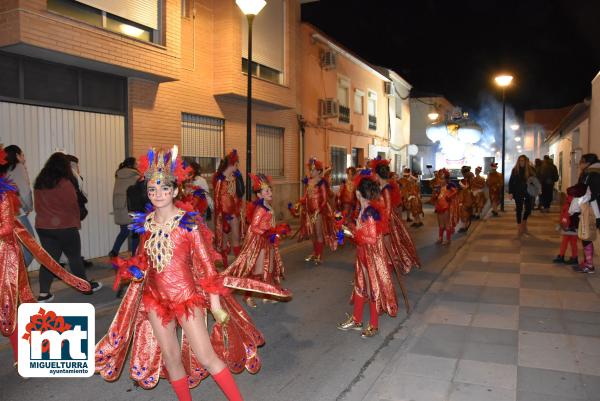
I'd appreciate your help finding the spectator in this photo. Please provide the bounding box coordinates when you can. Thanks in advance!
[34,152,102,302]
[508,155,537,236]
[539,155,559,212]
[573,153,600,274]
[109,157,140,257]
[0,145,34,266]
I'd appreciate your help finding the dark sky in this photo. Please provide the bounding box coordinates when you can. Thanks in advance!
[301,0,600,114]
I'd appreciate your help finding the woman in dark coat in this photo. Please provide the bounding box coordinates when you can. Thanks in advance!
[508,155,537,236]
[574,153,600,273]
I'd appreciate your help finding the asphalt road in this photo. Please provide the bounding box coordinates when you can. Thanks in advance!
[0,206,473,401]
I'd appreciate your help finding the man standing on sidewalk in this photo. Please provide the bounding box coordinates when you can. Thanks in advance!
[539,155,559,213]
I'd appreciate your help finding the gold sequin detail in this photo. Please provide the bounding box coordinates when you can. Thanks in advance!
[144,210,185,273]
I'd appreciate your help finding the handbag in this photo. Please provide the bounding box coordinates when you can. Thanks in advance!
[578,202,597,241]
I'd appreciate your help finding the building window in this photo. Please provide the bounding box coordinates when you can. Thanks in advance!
[394,154,401,173]
[181,0,191,18]
[395,96,402,119]
[368,90,377,130]
[337,77,350,123]
[257,124,284,177]
[47,0,160,44]
[242,59,283,85]
[354,89,364,115]
[330,147,347,186]
[181,113,224,175]
[351,147,364,168]
[241,0,284,84]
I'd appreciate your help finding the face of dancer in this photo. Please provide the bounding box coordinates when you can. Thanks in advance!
[147,180,178,209]
[224,161,238,177]
[258,186,273,202]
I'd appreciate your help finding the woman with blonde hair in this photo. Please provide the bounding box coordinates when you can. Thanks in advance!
[508,155,537,235]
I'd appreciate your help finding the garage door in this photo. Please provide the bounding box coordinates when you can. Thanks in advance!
[1,101,126,262]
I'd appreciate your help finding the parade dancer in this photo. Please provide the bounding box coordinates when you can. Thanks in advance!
[370,157,420,277]
[471,166,487,219]
[0,146,91,367]
[225,174,291,308]
[458,166,475,233]
[486,162,503,217]
[434,168,459,245]
[96,147,290,401]
[213,150,245,266]
[337,170,406,338]
[399,168,424,227]
[336,167,358,219]
[288,158,338,265]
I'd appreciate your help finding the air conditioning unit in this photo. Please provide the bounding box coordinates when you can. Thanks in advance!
[320,50,336,70]
[319,98,339,118]
[384,81,394,96]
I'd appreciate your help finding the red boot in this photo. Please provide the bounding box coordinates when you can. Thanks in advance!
[314,242,324,264]
[170,376,192,401]
[213,367,243,401]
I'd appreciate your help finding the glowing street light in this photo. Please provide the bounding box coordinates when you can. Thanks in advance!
[237,0,267,201]
[495,75,514,87]
[510,124,520,131]
[495,73,515,211]
[514,136,521,142]
[428,112,439,121]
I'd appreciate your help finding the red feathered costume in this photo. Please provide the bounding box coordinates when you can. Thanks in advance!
[289,158,338,264]
[96,148,291,400]
[369,158,420,276]
[213,150,245,266]
[225,174,290,297]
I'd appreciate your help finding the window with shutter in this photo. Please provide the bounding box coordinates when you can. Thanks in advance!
[241,0,284,80]
[181,113,224,175]
[256,124,285,177]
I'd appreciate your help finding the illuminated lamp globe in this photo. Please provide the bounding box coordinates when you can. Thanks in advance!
[510,124,520,131]
[428,112,439,121]
[408,144,419,156]
[514,136,522,142]
[236,0,266,15]
[494,75,513,87]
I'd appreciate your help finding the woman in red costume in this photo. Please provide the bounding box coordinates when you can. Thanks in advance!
[95,146,290,401]
[434,168,460,245]
[336,167,358,218]
[213,150,245,266]
[289,158,338,265]
[225,174,290,308]
[337,170,402,338]
[0,146,91,367]
[370,157,420,277]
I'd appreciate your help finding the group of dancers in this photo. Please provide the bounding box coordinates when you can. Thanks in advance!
[431,162,503,245]
[0,145,427,400]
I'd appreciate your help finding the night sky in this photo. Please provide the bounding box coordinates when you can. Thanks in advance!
[302,0,600,114]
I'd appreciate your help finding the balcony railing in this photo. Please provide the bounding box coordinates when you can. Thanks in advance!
[339,105,350,123]
[368,114,377,130]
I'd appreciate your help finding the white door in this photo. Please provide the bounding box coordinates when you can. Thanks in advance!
[0,101,125,262]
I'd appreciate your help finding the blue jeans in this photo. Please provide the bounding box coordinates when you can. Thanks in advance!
[17,215,34,267]
[111,225,139,255]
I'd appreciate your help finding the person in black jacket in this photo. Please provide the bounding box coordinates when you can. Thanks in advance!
[508,155,536,236]
[574,153,600,274]
[539,155,559,212]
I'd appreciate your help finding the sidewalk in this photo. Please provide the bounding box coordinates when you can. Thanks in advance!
[344,204,600,401]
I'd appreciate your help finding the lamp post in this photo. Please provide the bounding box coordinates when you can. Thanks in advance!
[494,74,513,212]
[237,0,266,201]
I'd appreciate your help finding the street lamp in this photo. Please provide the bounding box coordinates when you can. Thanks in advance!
[428,111,439,121]
[237,0,266,201]
[494,74,513,211]
[510,124,520,131]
